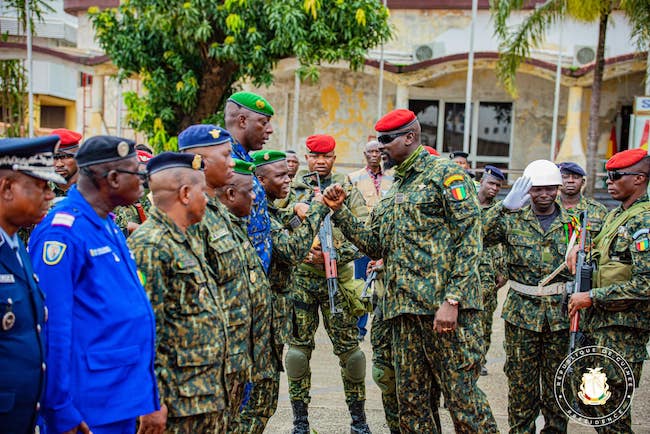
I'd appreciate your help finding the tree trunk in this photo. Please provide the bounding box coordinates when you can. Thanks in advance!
[585,3,611,196]
[178,59,239,133]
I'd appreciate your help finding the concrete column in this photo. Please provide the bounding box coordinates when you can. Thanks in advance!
[88,74,106,136]
[395,85,409,109]
[554,86,586,168]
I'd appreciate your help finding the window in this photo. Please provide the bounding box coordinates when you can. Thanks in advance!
[442,102,470,153]
[40,106,66,129]
[478,102,511,157]
[409,99,439,148]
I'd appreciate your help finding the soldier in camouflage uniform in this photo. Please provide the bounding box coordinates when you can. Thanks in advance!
[477,165,507,376]
[114,149,154,236]
[557,161,608,237]
[483,159,576,433]
[325,109,497,433]
[285,134,371,434]
[236,150,335,434]
[178,125,252,426]
[129,152,227,433]
[568,149,650,433]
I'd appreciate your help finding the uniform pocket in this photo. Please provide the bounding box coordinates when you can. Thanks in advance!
[176,346,222,397]
[86,345,139,371]
[209,231,242,284]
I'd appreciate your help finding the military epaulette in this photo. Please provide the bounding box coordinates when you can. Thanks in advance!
[51,212,75,228]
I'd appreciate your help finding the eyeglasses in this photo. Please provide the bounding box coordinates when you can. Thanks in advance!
[103,169,149,181]
[607,171,648,181]
[377,130,412,144]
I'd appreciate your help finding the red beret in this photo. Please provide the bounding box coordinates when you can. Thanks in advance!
[605,148,648,170]
[306,134,336,154]
[374,109,417,132]
[137,149,154,163]
[50,128,82,151]
[423,145,439,156]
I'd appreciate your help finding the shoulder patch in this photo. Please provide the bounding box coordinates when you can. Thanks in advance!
[42,241,67,265]
[443,174,464,187]
[52,212,75,228]
[448,182,469,201]
[633,228,649,252]
[632,228,649,240]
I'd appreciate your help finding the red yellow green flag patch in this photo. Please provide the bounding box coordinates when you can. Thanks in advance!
[636,238,649,252]
[137,269,147,286]
[450,183,468,201]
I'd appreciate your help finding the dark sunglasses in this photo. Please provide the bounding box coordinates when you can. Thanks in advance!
[377,130,412,144]
[607,171,648,181]
[53,153,75,160]
[103,168,149,181]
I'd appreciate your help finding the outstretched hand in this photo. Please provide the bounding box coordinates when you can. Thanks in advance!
[322,184,347,211]
[503,176,532,211]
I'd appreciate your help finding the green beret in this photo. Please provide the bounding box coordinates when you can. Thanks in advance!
[228,91,275,117]
[250,150,286,167]
[232,158,256,175]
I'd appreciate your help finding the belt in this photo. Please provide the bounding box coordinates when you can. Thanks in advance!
[509,280,566,297]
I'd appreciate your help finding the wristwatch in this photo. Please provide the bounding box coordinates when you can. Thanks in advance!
[446,298,459,306]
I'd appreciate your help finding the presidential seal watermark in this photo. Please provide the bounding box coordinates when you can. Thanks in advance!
[554,345,635,427]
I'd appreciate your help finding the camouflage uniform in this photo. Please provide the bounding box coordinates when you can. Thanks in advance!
[128,207,227,433]
[484,202,576,433]
[286,171,369,407]
[559,195,608,239]
[479,203,506,360]
[582,195,650,433]
[239,200,330,434]
[114,192,152,236]
[232,142,272,272]
[188,197,252,424]
[333,148,497,433]
[227,213,273,434]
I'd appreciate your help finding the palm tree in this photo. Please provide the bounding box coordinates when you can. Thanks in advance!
[491,0,650,195]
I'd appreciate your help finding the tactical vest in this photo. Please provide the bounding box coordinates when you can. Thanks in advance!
[592,201,650,311]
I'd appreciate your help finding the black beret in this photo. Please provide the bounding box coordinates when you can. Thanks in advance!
[147,152,204,175]
[449,151,469,160]
[75,135,136,168]
[557,162,586,177]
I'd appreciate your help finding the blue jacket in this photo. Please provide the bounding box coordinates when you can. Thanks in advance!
[0,235,46,434]
[232,142,272,272]
[29,186,159,433]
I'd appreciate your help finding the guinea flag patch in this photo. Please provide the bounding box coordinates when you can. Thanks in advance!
[633,229,649,252]
[449,183,468,201]
[137,269,147,286]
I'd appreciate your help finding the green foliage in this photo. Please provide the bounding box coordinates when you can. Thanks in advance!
[0,60,26,137]
[91,0,392,140]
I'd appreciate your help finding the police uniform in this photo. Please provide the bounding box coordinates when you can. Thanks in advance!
[228,91,274,273]
[129,152,228,433]
[179,125,253,424]
[333,110,497,433]
[29,136,159,434]
[0,136,64,434]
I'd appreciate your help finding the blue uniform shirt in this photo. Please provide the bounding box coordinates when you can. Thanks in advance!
[0,227,46,433]
[29,186,159,432]
[232,142,272,272]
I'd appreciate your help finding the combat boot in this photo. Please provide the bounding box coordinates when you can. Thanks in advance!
[291,400,310,434]
[348,400,372,434]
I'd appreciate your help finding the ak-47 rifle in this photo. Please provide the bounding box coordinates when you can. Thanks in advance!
[564,210,594,354]
[303,172,342,315]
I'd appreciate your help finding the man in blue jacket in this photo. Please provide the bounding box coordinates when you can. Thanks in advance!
[0,135,64,434]
[29,136,161,434]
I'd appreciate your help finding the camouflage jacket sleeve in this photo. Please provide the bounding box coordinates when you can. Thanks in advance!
[335,183,368,264]
[271,201,330,265]
[332,204,383,261]
[482,201,508,248]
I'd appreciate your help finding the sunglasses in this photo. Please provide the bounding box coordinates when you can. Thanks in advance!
[103,168,149,181]
[377,130,412,144]
[53,153,75,160]
[607,171,647,181]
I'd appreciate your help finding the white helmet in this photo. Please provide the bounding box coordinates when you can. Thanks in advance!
[522,159,562,186]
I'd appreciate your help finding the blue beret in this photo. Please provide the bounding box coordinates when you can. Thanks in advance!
[178,125,232,151]
[0,136,65,184]
[76,135,135,168]
[557,162,586,177]
[147,152,204,175]
[483,165,505,181]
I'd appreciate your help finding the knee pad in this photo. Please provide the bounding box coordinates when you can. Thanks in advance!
[285,346,310,381]
[341,348,366,383]
[372,364,395,394]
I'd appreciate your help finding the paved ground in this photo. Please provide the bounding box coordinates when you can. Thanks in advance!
[266,286,650,433]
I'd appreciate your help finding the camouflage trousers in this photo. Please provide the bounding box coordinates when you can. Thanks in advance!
[225,370,249,432]
[481,283,499,360]
[165,411,224,434]
[288,274,365,405]
[587,326,650,434]
[237,372,281,434]
[504,322,568,434]
[392,311,497,433]
[371,311,400,433]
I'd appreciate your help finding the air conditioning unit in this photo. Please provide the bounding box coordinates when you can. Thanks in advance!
[573,45,608,66]
[413,42,445,63]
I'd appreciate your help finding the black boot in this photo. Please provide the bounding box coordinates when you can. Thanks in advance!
[349,400,372,434]
[291,400,310,434]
